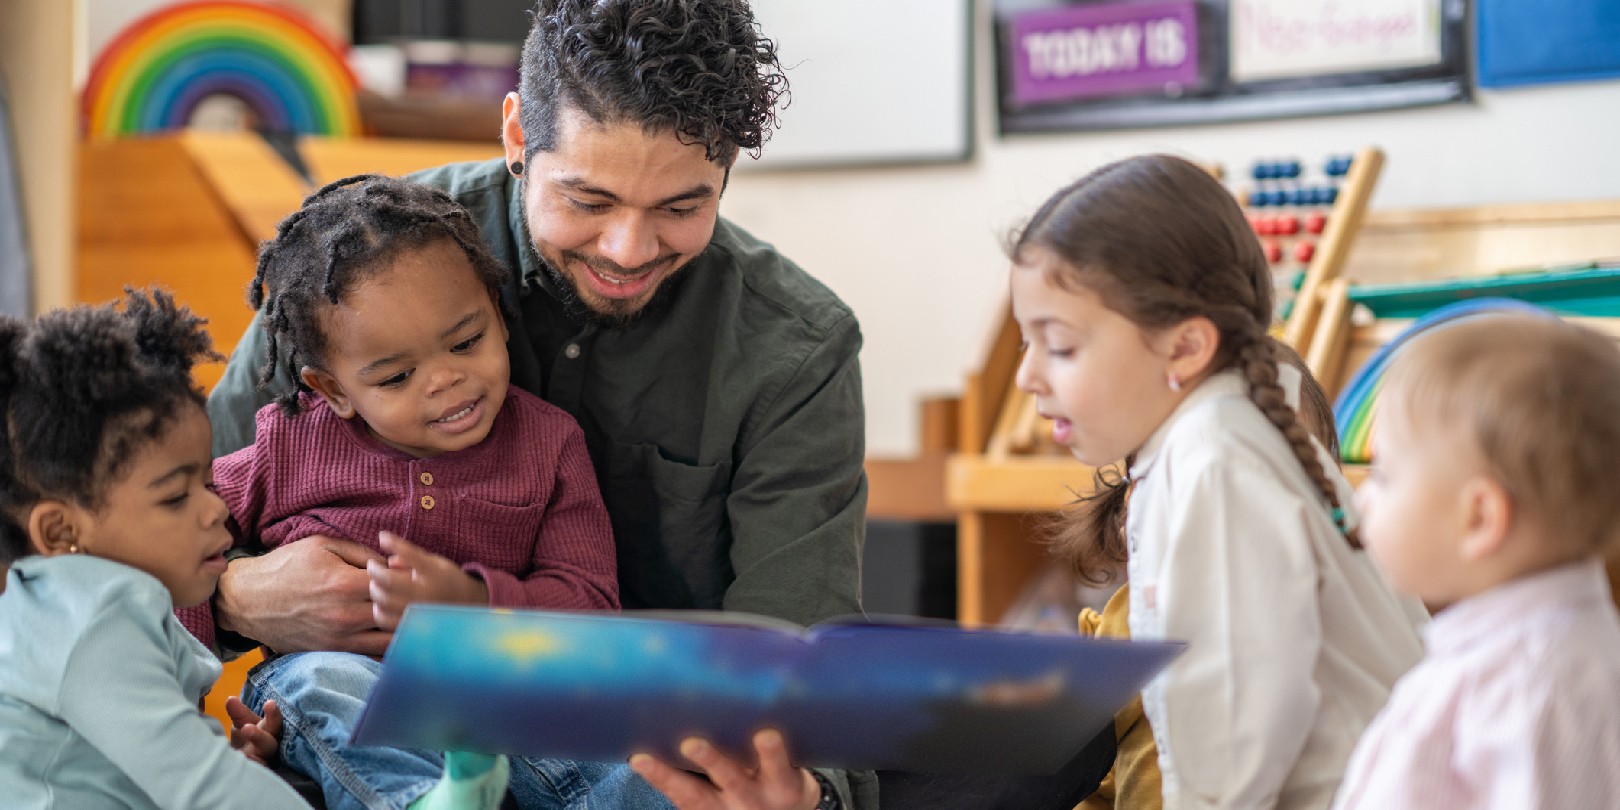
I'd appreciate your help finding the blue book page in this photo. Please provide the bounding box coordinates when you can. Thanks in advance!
[352,606,809,762]
[353,606,1185,772]
[769,621,1182,773]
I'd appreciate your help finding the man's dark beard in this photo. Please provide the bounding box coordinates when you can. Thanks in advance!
[519,184,686,330]
[541,258,682,331]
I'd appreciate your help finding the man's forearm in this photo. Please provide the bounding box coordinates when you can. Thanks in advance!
[211,554,265,657]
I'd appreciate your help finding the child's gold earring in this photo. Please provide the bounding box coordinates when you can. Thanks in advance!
[67,544,79,554]
[1167,372,1182,392]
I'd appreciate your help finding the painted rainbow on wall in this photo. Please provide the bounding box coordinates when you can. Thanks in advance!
[83,1,359,138]
[1333,298,1551,464]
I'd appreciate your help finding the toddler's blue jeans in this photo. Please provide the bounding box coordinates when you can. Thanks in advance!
[244,651,675,810]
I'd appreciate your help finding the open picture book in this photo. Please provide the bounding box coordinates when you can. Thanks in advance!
[351,606,1184,773]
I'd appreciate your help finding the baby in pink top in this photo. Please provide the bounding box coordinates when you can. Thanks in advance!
[1340,313,1620,808]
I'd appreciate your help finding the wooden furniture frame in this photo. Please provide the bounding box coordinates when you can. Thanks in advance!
[1282,147,1385,358]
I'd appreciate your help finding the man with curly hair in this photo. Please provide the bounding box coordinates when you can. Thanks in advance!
[205,1,875,808]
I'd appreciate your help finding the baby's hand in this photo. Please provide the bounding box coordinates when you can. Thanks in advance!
[367,531,490,629]
[226,696,282,766]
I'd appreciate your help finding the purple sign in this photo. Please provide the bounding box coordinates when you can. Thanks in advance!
[1009,1,1200,106]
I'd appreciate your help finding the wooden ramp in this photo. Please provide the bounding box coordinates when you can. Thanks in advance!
[78,132,503,389]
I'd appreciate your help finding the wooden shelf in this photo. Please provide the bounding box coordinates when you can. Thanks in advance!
[79,132,504,392]
[865,454,953,523]
[946,454,1094,512]
[180,131,502,244]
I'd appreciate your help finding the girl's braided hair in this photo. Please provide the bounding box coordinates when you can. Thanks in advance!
[0,289,218,562]
[1010,154,1354,584]
[248,173,512,415]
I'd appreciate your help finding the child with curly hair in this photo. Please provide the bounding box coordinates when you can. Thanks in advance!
[0,290,309,807]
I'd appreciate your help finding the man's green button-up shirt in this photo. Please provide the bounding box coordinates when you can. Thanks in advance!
[207,158,868,629]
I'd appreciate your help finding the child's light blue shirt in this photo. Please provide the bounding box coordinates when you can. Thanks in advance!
[0,554,308,808]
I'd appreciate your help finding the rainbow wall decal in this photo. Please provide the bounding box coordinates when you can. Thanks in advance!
[1333,298,1552,464]
[83,1,359,138]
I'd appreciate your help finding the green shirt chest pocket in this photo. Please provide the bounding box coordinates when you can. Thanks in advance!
[604,442,733,611]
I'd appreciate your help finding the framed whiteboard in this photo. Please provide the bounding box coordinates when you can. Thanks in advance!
[739,0,974,170]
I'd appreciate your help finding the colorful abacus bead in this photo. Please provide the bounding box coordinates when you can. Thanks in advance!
[1263,239,1284,264]
[1294,241,1316,262]
[1305,212,1327,234]
[1277,214,1300,235]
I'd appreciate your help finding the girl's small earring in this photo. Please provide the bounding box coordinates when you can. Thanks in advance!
[1167,372,1182,393]
[509,161,524,176]
[67,544,80,555]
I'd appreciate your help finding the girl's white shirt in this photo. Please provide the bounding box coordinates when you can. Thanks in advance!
[1126,368,1428,810]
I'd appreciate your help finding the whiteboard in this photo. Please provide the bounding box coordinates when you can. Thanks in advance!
[1229,0,1442,83]
[740,0,973,170]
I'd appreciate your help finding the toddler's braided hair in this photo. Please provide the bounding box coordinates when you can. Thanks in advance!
[248,174,512,415]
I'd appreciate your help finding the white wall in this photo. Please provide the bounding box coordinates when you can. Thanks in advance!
[722,2,1620,457]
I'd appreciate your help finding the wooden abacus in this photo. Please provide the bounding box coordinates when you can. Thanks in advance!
[1238,147,1385,379]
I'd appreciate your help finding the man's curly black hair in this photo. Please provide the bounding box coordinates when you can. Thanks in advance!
[517,0,788,165]
[248,173,513,416]
[0,289,220,563]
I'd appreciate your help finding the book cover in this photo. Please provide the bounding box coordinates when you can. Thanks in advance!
[351,606,1184,774]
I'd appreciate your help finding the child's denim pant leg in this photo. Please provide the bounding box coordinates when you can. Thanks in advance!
[244,651,441,810]
[507,758,676,809]
[243,651,676,810]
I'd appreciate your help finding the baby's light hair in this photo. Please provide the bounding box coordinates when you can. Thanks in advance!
[1383,314,1620,556]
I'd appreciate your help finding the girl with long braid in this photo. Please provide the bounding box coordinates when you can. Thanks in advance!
[1009,154,1427,809]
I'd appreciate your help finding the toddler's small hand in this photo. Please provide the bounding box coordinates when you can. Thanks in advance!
[367,531,490,629]
[226,696,283,766]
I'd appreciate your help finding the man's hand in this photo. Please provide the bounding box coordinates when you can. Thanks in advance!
[630,730,823,810]
[366,531,490,630]
[226,696,282,766]
[214,536,391,656]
